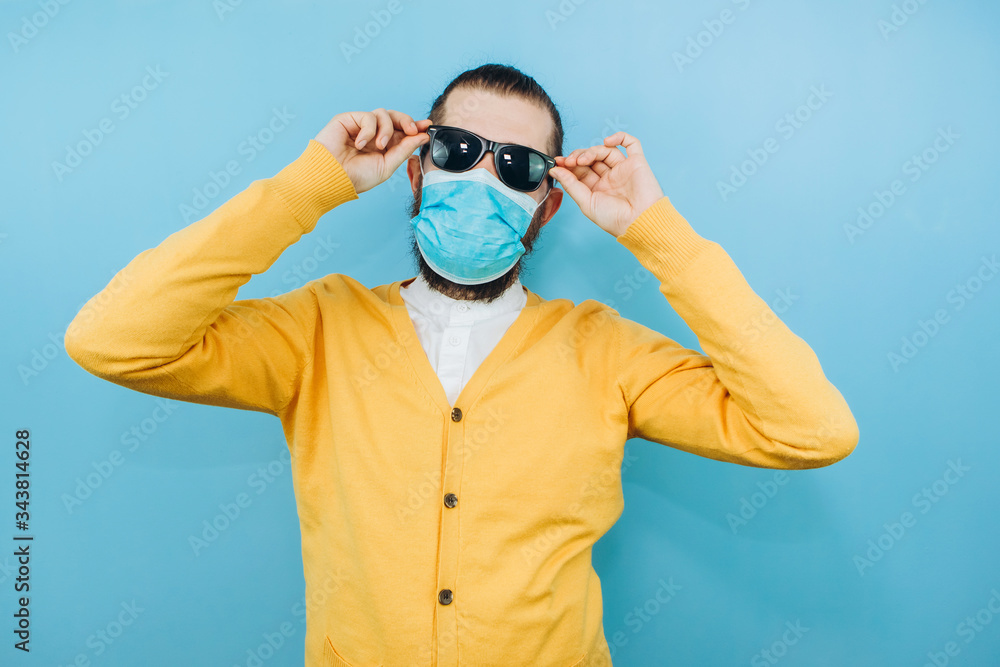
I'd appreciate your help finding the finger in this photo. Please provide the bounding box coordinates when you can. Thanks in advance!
[383,117,428,151]
[386,109,418,135]
[605,131,643,157]
[400,117,433,145]
[563,147,605,169]
[392,116,432,149]
[372,108,394,150]
[549,165,593,206]
[384,131,429,166]
[388,109,431,134]
[558,157,603,189]
[585,158,610,178]
[574,150,612,177]
[341,111,365,143]
[570,164,603,191]
[385,121,429,156]
[352,112,377,149]
[563,148,587,167]
[572,145,624,172]
[586,144,627,168]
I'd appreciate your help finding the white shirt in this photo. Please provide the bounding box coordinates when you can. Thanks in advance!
[399,273,527,406]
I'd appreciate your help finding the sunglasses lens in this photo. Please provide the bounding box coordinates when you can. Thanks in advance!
[497,147,547,191]
[429,127,549,192]
[432,129,482,171]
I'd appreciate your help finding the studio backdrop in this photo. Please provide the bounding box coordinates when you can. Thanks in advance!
[2,0,998,665]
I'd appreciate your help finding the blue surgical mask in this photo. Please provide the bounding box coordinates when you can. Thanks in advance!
[410,159,551,285]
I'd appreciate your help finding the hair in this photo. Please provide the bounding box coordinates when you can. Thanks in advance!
[418,63,564,189]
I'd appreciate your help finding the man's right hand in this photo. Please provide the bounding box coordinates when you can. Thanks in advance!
[313,109,431,194]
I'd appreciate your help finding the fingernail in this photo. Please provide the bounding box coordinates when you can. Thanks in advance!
[357,139,367,149]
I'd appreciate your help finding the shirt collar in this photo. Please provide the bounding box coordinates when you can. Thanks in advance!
[400,273,527,322]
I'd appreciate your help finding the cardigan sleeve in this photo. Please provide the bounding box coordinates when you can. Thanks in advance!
[613,196,859,469]
[64,140,359,416]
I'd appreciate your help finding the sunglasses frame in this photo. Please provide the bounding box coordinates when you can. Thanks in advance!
[422,124,556,193]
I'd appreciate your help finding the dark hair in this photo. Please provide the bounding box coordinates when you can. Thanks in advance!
[418,63,564,188]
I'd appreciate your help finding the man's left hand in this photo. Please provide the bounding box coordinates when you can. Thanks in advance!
[548,131,665,238]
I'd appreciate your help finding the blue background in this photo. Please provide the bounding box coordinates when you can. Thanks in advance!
[2,0,999,665]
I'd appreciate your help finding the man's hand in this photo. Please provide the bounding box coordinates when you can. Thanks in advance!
[548,132,665,238]
[314,109,431,194]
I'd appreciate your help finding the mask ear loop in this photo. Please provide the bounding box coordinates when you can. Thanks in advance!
[535,180,553,210]
[540,183,552,204]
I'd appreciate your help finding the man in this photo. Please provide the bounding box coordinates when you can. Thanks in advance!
[65,63,859,666]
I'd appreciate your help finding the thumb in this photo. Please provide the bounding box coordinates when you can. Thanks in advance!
[385,133,429,169]
[549,166,592,208]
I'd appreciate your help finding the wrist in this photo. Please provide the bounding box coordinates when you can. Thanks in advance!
[269,140,359,231]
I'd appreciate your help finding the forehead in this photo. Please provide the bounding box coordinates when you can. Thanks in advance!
[441,87,554,156]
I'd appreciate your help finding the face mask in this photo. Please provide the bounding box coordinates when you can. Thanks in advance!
[410,159,551,285]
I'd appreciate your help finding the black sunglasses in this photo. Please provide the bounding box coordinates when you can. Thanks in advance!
[421,125,556,193]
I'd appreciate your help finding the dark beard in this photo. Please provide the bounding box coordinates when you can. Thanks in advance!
[405,172,548,304]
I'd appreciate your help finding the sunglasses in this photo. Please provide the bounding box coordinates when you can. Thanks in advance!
[421,125,556,193]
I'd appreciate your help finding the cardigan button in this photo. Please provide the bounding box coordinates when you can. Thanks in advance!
[444,493,458,508]
[451,407,463,422]
[438,589,453,605]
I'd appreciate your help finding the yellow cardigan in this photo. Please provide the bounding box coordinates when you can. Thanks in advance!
[65,140,858,667]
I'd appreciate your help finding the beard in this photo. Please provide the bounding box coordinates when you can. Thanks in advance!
[405,171,548,304]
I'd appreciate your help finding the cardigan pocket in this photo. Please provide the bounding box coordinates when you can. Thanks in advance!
[568,652,588,666]
[323,635,382,667]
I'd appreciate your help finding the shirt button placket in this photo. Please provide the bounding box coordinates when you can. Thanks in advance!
[436,403,464,666]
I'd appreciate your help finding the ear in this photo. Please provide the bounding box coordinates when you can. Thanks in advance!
[538,187,563,229]
[406,155,422,199]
